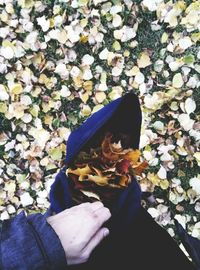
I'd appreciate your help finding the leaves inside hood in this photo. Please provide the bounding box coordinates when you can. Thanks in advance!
[67,132,148,205]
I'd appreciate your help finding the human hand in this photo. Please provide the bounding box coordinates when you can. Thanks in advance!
[46,202,111,265]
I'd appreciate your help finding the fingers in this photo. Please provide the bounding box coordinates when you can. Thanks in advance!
[90,201,104,211]
[82,227,110,259]
[81,203,111,242]
[93,206,111,226]
[47,202,110,226]
[47,202,91,222]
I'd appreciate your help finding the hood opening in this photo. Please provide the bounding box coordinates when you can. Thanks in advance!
[66,92,142,167]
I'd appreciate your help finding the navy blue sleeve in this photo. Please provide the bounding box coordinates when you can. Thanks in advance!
[0,210,67,270]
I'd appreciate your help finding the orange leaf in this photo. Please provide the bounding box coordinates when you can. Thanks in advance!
[119,175,130,187]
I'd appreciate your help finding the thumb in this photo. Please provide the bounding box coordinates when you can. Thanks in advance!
[83,228,110,258]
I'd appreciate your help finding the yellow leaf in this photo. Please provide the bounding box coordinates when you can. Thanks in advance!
[80,105,91,117]
[95,92,106,103]
[49,18,55,28]
[137,52,151,68]
[160,179,169,190]
[80,35,88,43]
[124,150,141,164]
[87,167,110,185]
[11,84,23,95]
[31,87,42,97]
[2,40,14,48]
[112,41,121,51]
[58,127,71,140]
[30,105,39,118]
[68,165,92,178]
[49,147,63,161]
[145,145,151,151]
[40,157,49,166]
[0,198,5,206]
[92,104,104,114]
[79,92,89,103]
[58,29,68,44]
[46,163,57,171]
[33,52,44,66]
[172,73,184,88]
[78,0,88,6]
[73,76,83,88]
[175,1,186,10]
[80,19,88,27]
[87,174,109,185]
[44,115,53,125]
[42,102,51,113]
[39,74,49,85]
[161,32,168,43]
[18,0,34,9]
[83,81,93,91]
[191,32,200,43]
[194,152,200,166]
[124,50,130,57]
[60,143,66,152]
[126,66,140,76]
[147,172,160,186]
[0,103,7,113]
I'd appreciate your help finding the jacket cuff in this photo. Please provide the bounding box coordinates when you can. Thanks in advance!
[27,210,67,269]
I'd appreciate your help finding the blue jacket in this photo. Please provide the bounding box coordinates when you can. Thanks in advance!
[0,208,67,270]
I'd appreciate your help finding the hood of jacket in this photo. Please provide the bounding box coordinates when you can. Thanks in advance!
[65,92,142,166]
[50,92,142,214]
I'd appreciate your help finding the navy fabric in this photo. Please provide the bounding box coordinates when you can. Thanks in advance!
[175,220,200,269]
[50,170,73,213]
[0,210,67,270]
[85,207,197,270]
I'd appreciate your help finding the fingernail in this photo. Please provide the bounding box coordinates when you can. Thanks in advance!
[104,228,110,237]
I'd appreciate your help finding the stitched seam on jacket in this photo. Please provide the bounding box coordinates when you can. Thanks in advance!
[27,219,51,269]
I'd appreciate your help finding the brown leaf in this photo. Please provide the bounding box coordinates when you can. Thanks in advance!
[133,161,149,176]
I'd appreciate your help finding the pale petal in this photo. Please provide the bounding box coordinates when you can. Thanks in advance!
[157,166,167,179]
[185,97,196,114]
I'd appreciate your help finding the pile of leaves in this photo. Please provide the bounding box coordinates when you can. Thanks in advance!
[67,132,148,206]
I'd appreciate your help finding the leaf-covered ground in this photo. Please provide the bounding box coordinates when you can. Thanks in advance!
[0,0,199,249]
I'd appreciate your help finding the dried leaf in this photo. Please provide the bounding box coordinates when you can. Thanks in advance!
[68,165,92,180]
[185,98,196,114]
[137,52,152,68]
[160,179,169,190]
[172,73,184,88]
[124,150,141,164]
